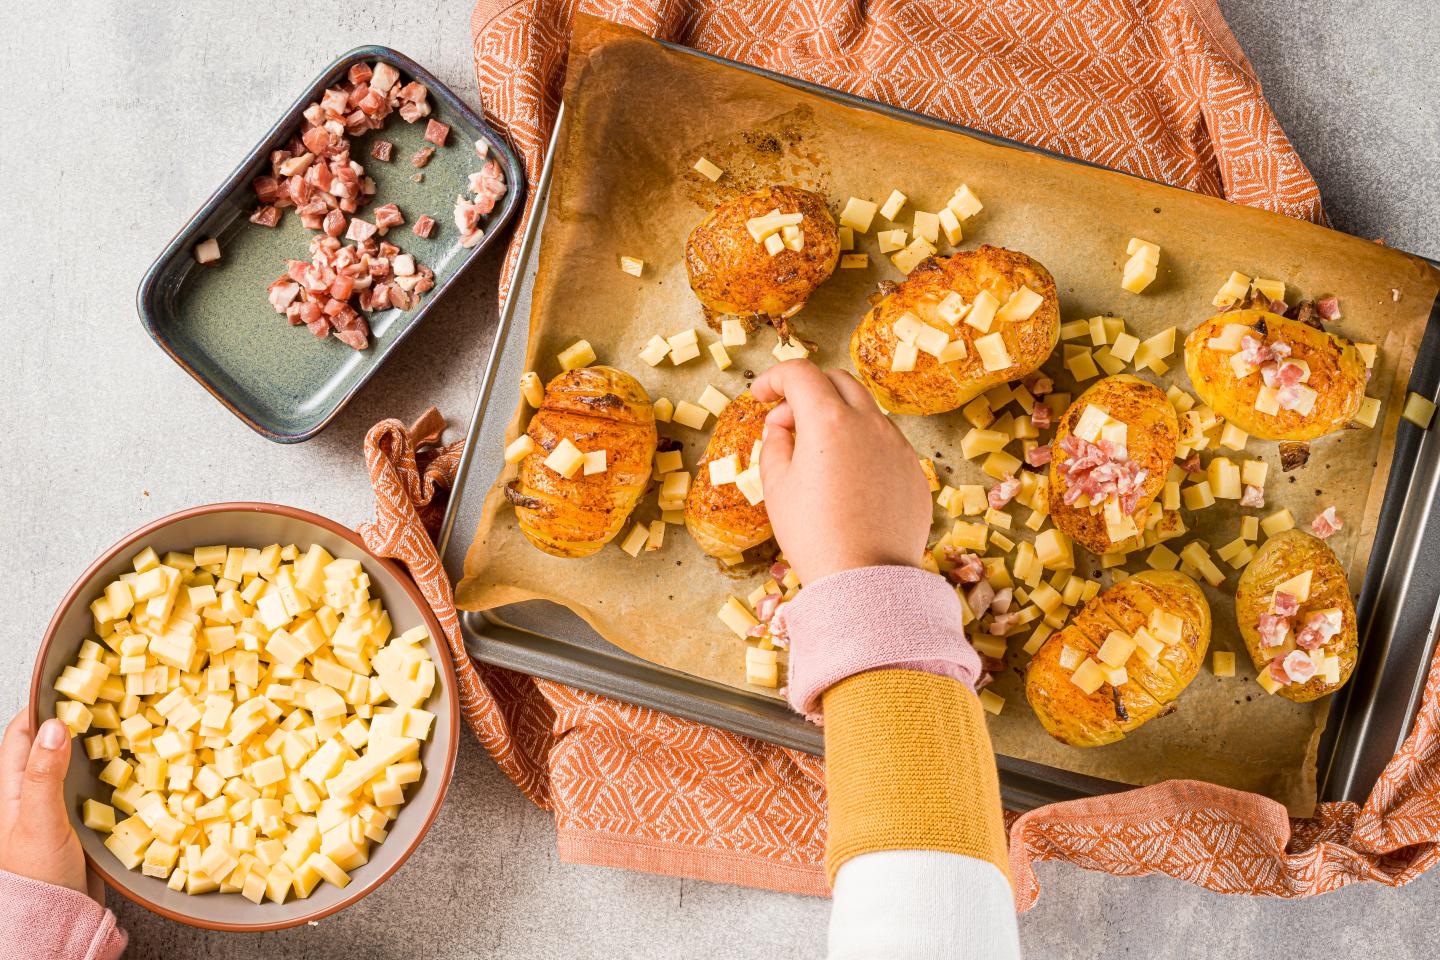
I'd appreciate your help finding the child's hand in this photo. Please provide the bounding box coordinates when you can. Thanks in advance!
[751,360,932,586]
[0,711,98,900]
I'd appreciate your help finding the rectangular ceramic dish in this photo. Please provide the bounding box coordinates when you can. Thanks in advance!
[137,46,524,443]
[437,47,1440,810]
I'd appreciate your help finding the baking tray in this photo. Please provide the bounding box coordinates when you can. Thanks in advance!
[137,45,525,443]
[438,45,1440,810]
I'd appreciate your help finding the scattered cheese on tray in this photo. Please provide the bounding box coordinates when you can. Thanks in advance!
[557,339,596,371]
[1212,270,1251,308]
[839,253,869,269]
[543,438,585,478]
[947,185,983,220]
[671,400,710,430]
[692,157,723,181]
[1403,392,1436,428]
[839,197,878,233]
[879,189,908,221]
[619,256,644,277]
[1212,651,1237,677]
[194,238,221,265]
[519,372,544,408]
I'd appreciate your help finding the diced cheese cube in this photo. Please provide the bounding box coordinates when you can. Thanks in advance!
[912,211,940,245]
[542,438,585,479]
[672,401,710,430]
[1261,508,1295,537]
[840,197,878,233]
[947,185,983,219]
[720,318,747,347]
[879,189,907,220]
[977,689,1005,716]
[692,156,723,181]
[772,339,810,362]
[1403,392,1437,428]
[653,398,674,423]
[638,334,671,366]
[503,435,535,464]
[1212,271,1251,308]
[996,287,1043,323]
[618,256,644,277]
[839,253,868,269]
[1149,609,1184,646]
[1069,659,1107,695]
[619,524,648,557]
[974,332,1011,372]
[965,290,1000,332]
[1353,396,1382,428]
[735,467,764,506]
[1251,277,1285,302]
[582,450,608,475]
[890,341,919,373]
[718,596,758,639]
[698,385,730,416]
[708,454,741,485]
[557,339,596,371]
[1121,256,1157,293]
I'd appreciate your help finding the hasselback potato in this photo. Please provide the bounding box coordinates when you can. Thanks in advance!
[684,393,778,557]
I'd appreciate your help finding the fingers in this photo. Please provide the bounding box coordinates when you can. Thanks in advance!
[825,369,877,409]
[759,416,796,487]
[0,711,35,834]
[16,720,71,844]
[748,360,844,414]
[765,401,796,433]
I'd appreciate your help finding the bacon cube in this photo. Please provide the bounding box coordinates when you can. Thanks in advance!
[370,140,394,162]
[348,62,374,85]
[412,215,436,239]
[374,203,405,231]
[250,205,282,228]
[423,119,450,146]
[411,147,434,168]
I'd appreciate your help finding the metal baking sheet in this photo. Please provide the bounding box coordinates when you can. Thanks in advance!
[438,44,1440,810]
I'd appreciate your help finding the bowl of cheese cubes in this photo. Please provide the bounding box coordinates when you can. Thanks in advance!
[28,502,459,931]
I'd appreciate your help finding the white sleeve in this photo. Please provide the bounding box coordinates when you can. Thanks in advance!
[827,850,1022,960]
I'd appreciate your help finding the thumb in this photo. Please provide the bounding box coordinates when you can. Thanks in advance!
[18,720,72,839]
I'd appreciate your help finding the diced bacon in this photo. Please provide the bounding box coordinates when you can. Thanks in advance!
[267,281,300,313]
[411,147,435,168]
[371,140,394,162]
[988,475,1020,509]
[459,229,484,248]
[1316,296,1342,321]
[943,551,985,585]
[398,99,429,124]
[320,87,350,115]
[412,215,436,239]
[966,580,996,618]
[323,297,347,317]
[345,218,378,243]
[389,285,412,310]
[1056,435,1148,514]
[1272,591,1299,617]
[1269,299,1288,315]
[1295,609,1343,650]
[987,612,1021,636]
[1025,374,1053,396]
[424,119,450,146]
[329,275,355,301]
[1241,484,1265,508]
[369,283,391,310]
[1238,335,1293,371]
[374,203,405,231]
[1311,506,1343,540]
[1031,404,1052,429]
[1181,453,1203,476]
[369,62,400,95]
[770,561,790,582]
[1257,612,1290,647]
[990,587,1013,615]
[253,175,282,204]
[322,210,347,238]
[360,89,388,116]
[1279,650,1317,685]
[397,81,429,103]
[346,83,370,109]
[414,267,434,294]
[453,195,482,234]
[348,62,373,85]
[474,138,489,159]
[301,126,332,157]
[305,313,331,338]
[250,205,281,228]
[1275,383,1306,411]
[1025,444,1052,467]
[753,593,782,624]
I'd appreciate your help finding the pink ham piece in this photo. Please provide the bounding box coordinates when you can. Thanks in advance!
[1025,374,1054,397]
[1181,453,1203,476]
[1276,650,1317,685]
[1055,435,1149,514]
[322,210,347,239]
[250,205,281,228]
[1257,612,1290,647]
[989,587,1013,615]
[1272,591,1300,617]
[348,62,373,85]
[412,215,436,239]
[267,281,300,313]
[1316,296,1342,321]
[1025,444,1052,467]
[769,561,790,582]
[1237,336,1293,370]
[987,475,1021,509]
[943,551,985,585]
[424,119,450,146]
[754,593,782,624]
[1031,404,1052,429]
[988,612,1021,636]
[1241,484,1265,508]
[1295,609,1343,650]
[345,218,378,243]
[411,147,435,168]
[373,203,405,232]
[1311,506,1343,540]
[371,140,394,162]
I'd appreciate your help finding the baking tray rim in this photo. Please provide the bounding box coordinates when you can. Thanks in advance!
[437,41,1440,810]
[135,44,527,444]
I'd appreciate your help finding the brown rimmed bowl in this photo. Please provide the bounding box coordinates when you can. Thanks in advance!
[28,502,460,931]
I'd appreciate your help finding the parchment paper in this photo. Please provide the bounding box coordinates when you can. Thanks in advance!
[457,16,1440,815]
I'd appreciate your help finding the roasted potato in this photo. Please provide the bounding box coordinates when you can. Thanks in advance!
[1048,375,1179,557]
[1183,307,1367,441]
[849,246,1060,415]
[1234,529,1357,702]
[684,185,840,332]
[505,366,657,558]
[1026,571,1211,747]
[684,393,778,557]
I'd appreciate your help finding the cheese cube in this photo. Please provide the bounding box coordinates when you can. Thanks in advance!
[1403,392,1437,428]
[1069,659,1107,695]
[974,332,1011,372]
[1097,631,1136,668]
[965,290,1000,332]
[503,435,535,464]
[653,398,674,423]
[996,287,1043,323]
[890,341,919,373]
[772,339,810,362]
[879,190,907,220]
[840,197,878,233]
[1212,271,1251,308]
[735,467,765,506]
[912,211,940,245]
[947,185,983,219]
[718,597,759,639]
[1353,396,1382,428]
[638,334,671,366]
[582,450,608,476]
[1261,508,1295,537]
[542,438,585,479]
[698,385,730,416]
[1149,609,1184,645]
[671,401,710,430]
[720,319,747,347]
[877,229,907,253]
[708,454,741,485]
[692,156,723,181]
[1121,256,1157,293]
[556,339,595,371]
[839,253,868,269]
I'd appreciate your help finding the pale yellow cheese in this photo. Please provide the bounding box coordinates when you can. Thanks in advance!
[840,197,878,233]
[557,339,596,371]
[692,156,723,181]
[879,189,908,221]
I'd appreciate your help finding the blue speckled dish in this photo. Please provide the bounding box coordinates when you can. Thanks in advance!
[137,46,524,443]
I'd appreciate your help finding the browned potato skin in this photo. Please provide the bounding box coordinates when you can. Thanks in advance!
[1047,375,1178,556]
[684,185,840,331]
[1183,308,1367,441]
[507,366,657,558]
[684,394,779,557]
[1026,571,1211,747]
[849,246,1061,415]
[1235,529,1358,702]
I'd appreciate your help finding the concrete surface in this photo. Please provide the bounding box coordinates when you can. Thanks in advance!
[2,1,1436,957]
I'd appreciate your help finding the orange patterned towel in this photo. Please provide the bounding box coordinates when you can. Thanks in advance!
[354,0,1440,908]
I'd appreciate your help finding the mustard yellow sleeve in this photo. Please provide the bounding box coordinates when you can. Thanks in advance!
[821,669,1008,887]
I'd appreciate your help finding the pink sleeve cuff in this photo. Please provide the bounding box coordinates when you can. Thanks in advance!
[0,870,127,960]
[781,565,981,716]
